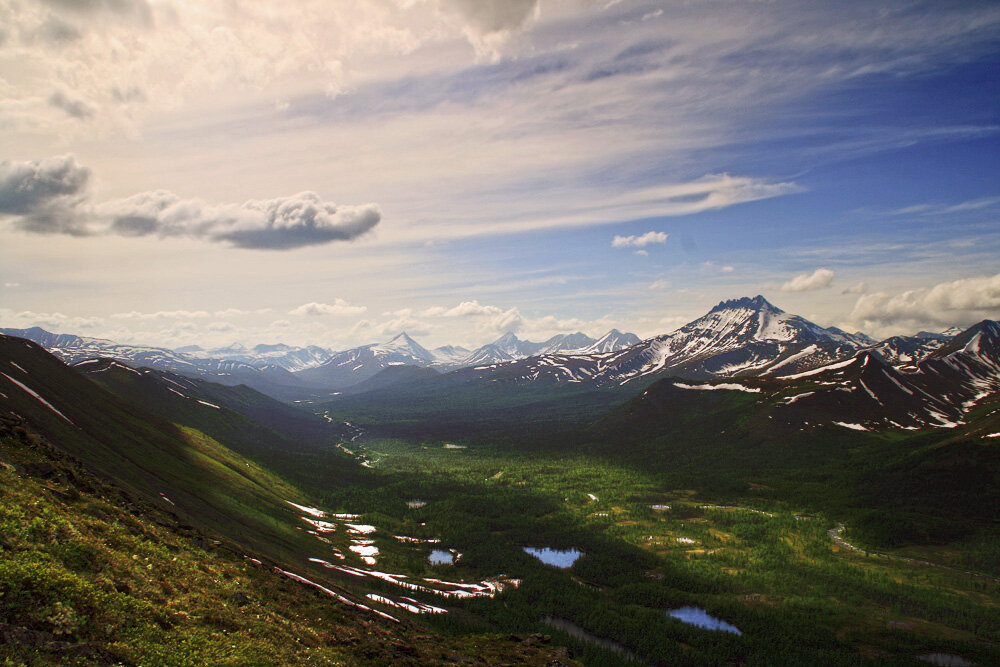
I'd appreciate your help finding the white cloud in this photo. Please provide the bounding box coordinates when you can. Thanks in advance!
[289,299,367,317]
[781,268,834,292]
[0,156,381,249]
[848,272,1000,334]
[213,308,271,317]
[648,279,671,290]
[701,261,735,274]
[841,281,868,295]
[0,155,90,234]
[111,310,211,320]
[97,190,380,250]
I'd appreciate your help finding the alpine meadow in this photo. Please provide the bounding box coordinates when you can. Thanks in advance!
[1,1,999,666]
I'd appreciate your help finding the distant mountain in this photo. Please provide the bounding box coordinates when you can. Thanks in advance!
[455,296,865,389]
[584,329,641,354]
[293,332,440,389]
[459,330,635,367]
[602,318,1000,435]
[374,331,437,363]
[0,326,306,398]
[866,331,955,370]
[431,344,471,365]
[536,332,597,355]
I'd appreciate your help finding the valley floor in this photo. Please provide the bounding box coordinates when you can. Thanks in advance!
[300,434,1000,666]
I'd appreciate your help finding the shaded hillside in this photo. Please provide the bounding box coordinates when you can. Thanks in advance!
[0,334,326,564]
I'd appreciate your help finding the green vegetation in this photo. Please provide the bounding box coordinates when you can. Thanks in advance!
[0,421,575,666]
[4,335,998,665]
[311,437,1000,666]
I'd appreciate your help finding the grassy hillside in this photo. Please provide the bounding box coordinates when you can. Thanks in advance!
[0,335,326,564]
[0,418,576,666]
[587,376,1000,560]
[76,359,366,491]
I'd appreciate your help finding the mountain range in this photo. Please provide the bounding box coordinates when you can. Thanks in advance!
[0,325,640,396]
[2,296,990,421]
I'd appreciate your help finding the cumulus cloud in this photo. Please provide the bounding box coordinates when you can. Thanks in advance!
[0,308,104,331]
[98,190,380,250]
[842,281,868,295]
[111,310,211,320]
[849,272,1000,332]
[612,231,668,248]
[289,300,367,317]
[781,268,834,292]
[0,156,380,249]
[421,299,523,334]
[438,0,540,59]
[0,155,91,234]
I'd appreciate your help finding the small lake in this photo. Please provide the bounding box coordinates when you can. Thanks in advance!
[428,549,455,565]
[524,547,583,568]
[667,606,742,635]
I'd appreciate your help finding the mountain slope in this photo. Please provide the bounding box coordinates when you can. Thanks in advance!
[583,329,641,354]
[0,334,326,562]
[0,418,575,666]
[72,358,354,484]
[293,332,440,390]
[0,326,308,399]
[441,296,863,391]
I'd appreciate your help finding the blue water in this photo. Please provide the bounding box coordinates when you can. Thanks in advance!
[667,607,742,635]
[428,549,454,565]
[523,547,583,568]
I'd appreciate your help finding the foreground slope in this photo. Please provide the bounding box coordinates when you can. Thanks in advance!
[0,418,575,666]
[0,334,324,563]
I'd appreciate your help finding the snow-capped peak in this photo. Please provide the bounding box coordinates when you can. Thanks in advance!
[372,332,436,363]
[584,329,641,354]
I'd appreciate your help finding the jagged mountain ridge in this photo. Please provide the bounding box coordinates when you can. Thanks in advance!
[456,295,873,389]
[610,319,1000,435]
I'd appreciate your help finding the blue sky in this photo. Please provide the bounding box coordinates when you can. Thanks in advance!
[1,0,998,349]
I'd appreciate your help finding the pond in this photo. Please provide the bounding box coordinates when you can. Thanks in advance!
[667,606,742,635]
[428,549,455,565]
[523,547,583,568]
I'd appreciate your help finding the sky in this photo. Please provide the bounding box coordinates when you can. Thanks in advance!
[1,0,999,351]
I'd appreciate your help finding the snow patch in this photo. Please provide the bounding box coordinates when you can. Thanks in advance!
[1,373,74,424]
[782,357,857,380]
[286,501,325,517]
[674,382,761,393]
[833,421,868,431]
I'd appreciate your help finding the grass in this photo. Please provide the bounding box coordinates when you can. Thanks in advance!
[310,436,1000,666]
[0,422,577,666]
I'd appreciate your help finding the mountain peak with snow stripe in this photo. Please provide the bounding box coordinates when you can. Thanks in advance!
[371,332,436,363]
